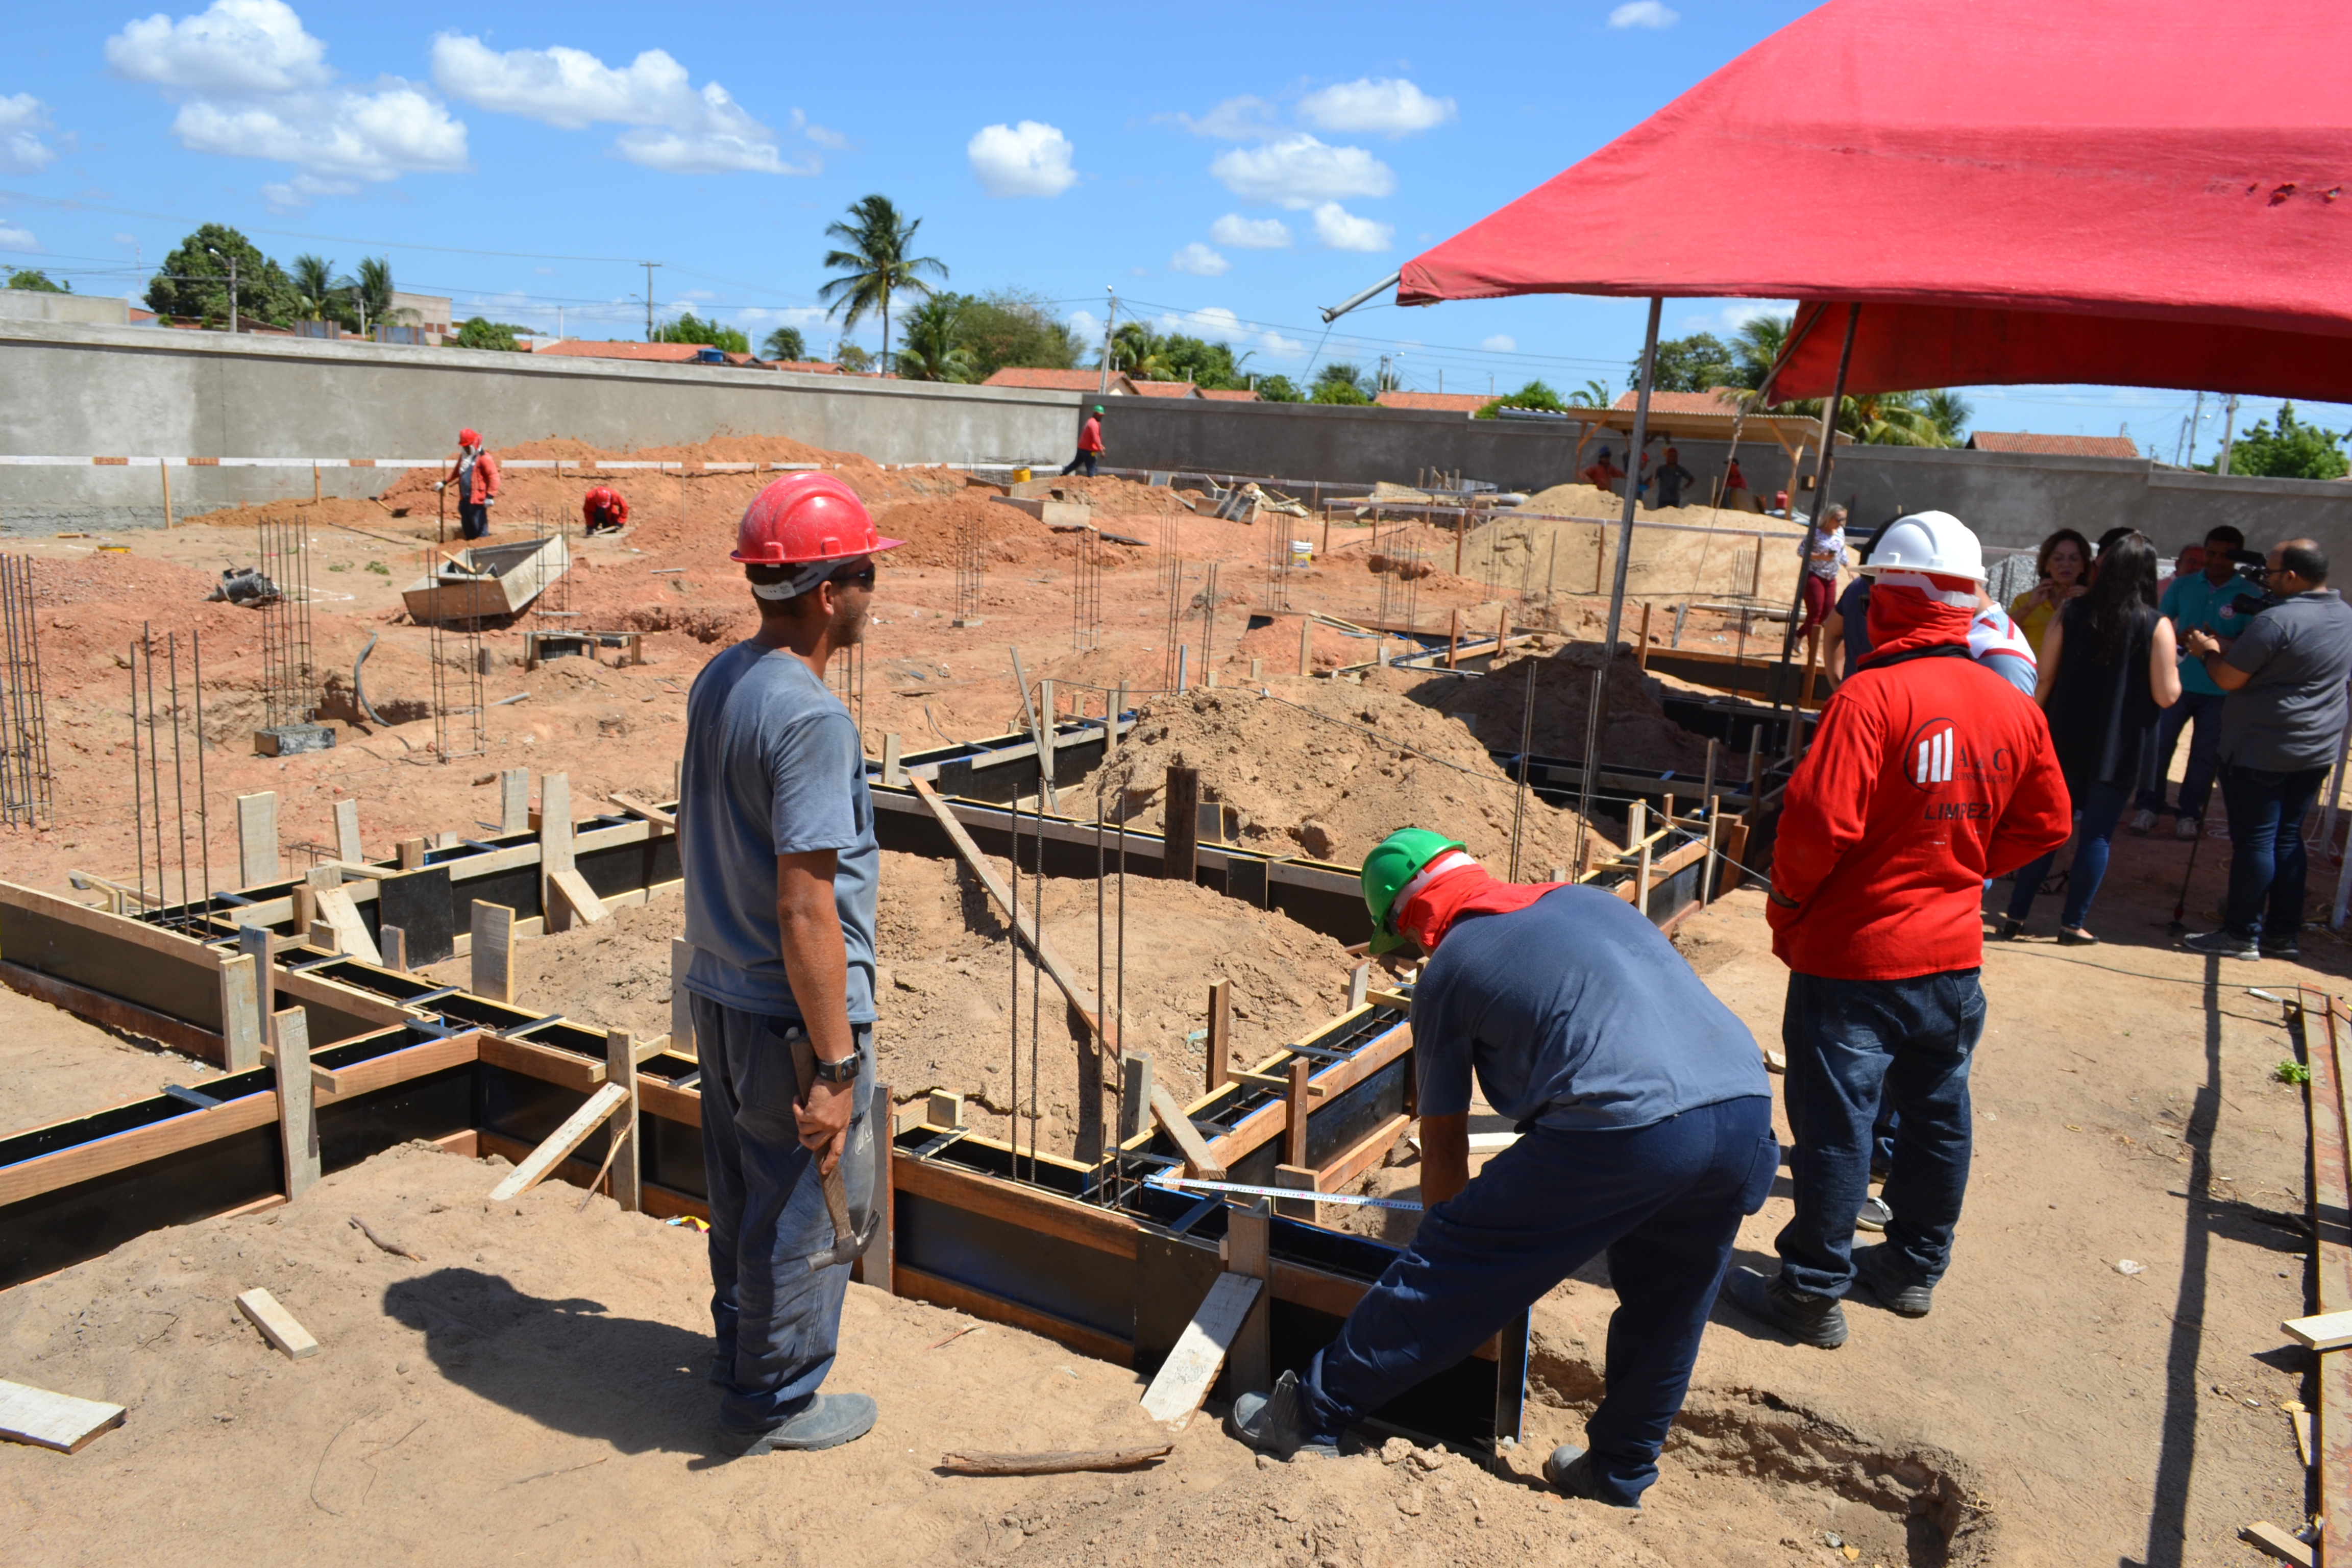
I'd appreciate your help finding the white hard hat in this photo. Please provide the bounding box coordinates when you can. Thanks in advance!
[1858,510,1985,583]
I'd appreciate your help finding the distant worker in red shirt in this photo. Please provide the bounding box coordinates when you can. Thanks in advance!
[433,428,499,540]
[1582,447,1624,495]
[1724,510,2069,1350]
[583,485,629,536]
[1060,404,1106,478]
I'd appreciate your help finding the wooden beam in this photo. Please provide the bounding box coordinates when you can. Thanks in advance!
[0,1379,125,1454]
[605,1028,641,1213]
[1284,1059,1312,1168]
[2283,1310,2352,1352]
[1226,1199,1271,1396]
[2240,1524,2314,1567]
[478,1031,605,1093]
[892,1146,1138,1261]
[312,885,380,965]
[1206,979,1232,1091]
[547,868,610,930]
[1139,1272,1261,1427]
[333,799,363,864]
[609,792,675,830]
[236,791,277,888]
[1163,766,1198,882]
[217,953,263,1070]
[236,1287,321,1360]
[0,1084,277,1209]
[274,1007,320,1200]
[1149,1082,1226,1181]
[892,1263,1131,1367]
[470,900,514,1003]
[488,1081,631,1202]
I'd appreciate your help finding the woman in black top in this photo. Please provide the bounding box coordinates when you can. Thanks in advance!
[1998,532,2182,943]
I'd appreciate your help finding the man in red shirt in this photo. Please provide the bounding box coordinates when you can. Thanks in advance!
[433,428,499,540]
[1060,404,1106,478]
[1724,511,2069,1349]
[582,485,629,535]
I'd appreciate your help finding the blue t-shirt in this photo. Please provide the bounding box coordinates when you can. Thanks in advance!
[1411,887,1769,1133]
[1834,576,1873,664]
[2161,570,2266,697]
[679,641,878,1023]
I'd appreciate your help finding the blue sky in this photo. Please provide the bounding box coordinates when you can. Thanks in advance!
[1,0,2337,459]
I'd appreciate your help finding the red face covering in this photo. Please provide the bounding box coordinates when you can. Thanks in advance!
[1861,574,1977,664]
[1394,862,1566,954]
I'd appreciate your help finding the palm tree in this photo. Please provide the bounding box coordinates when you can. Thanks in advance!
[819,195,946,375]
[761,325,807,363]
[1919,388,1973,445]
[1571,378,1614,408]
[894,295,977,382]
[1110,322,1171,382]
[1731,313,1790,390]
[290,254,335,322]
[336,257,394,333]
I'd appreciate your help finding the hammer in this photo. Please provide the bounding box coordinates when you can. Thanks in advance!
[789,1031,881,1273]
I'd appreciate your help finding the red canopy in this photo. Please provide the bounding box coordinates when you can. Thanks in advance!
[1396,0,2352,402]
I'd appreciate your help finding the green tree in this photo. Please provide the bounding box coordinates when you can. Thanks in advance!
[1918,389,1973,445]
[1110,321,1173,382]
[819,194,946,376]
[1158,334,1248,390]
[1474,379,1571,419]
[836,341,876,373]
[7,268,67,292]
[289,254,336,322]
[2207,402,2349,480]
[960,289,1080,380]
[1311,363,1373,405]
[1638,332,1733,393]
[343,257,394,331]
[893,294,978,382]
[454,316,523,351]
[1728,314,1788,390]
[1569,378,1613,408]
[146,224,300,326]
[761,325,808,362]
[653,311,751,353]
[1255,374,1303,402]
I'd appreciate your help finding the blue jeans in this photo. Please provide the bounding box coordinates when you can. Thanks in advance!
[1298,1095,1776,1505]
[2137,689,2225,820]
[1060,450,1098,477]
[2219,762,2332,941]
[2005,778,2132,929]
[1777,970,1982,1297]
[459,501,491,539]
[693,997,876,1439]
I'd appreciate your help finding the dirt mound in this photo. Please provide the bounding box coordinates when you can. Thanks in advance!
[1460,504,1804,602]
[1230,614,1391,675]
[867,495,1066,570]
[1382,639,1713,776]
[1026,474,1199,515]
[1065,681,1595,871]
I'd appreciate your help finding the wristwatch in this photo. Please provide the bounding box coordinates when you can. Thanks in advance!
[808,1054,860,1086]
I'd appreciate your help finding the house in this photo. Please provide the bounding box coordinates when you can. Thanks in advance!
[1376,390,1493,414]
[1200,387,1261,402]
[1967,431,2142,459]
[1129,380,1202,399]
[982,368,1140,395]
[387,291,453,337]
[532,339,769,368]
[1611,389,1748,415]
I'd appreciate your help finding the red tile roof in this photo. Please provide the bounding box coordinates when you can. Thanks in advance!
[1129,379,1200,398]
[1200,387,1261,401]
[1611,388,1746,414]
[1376,390,1494,413]
[1967,430,2142,458]
[982,367,1138,394]
[771,359,842,375]
[534,339,767,367]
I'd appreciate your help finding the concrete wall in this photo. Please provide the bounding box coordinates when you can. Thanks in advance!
[0,320,1083,533]
[0,289,131,327]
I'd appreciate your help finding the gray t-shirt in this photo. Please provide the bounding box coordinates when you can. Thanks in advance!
[1412,886,1768,1133]
[679,640,877,1023]
[2220,589,2352,772]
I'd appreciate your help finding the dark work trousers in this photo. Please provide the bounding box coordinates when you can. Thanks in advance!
[1059,450,1099,478]
[459,500,491,539]
[693,996,876,1440]
[2137,688,2226,821]
[2006,778,2132,929]
[1296,1095,1776,1505]
[2220,762,2332,940]
[1777,970,1983,1299]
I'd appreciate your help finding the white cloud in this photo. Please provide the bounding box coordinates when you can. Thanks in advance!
[1211,134,1393,209]
[1067,308,1105,344]
[1297,78,1454,138]
[737,304,828,329]
[1481,334,1516,353]
[1255,328,1306,362]
[1170,241,1229,277]
[0,223,36,249]
[1210,212,1290,249]
[0,95,59,174]
[1175,95,1279,140]
[966,120,1076,197]
[431,36,813,175]
[1608,1,1679,27]
[794,110,849,151]
[1312,201,1393,252]
[106,1,468,201]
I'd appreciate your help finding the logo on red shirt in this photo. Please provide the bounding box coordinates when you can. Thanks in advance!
[1905,717,2014,797]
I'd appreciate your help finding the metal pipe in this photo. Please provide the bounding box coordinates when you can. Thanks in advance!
[1319,271,1402,325]
[1573,297,1664,851]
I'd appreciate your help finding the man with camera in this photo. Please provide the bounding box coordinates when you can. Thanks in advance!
[2133,525,2265,839]
[2181,539,2352,960]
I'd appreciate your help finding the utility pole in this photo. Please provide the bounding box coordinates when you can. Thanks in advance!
[1098,287,1117,395]
[208,246,238,334]
[2217,394,2240,476]
[2179,391,2205,467]
[641,261,662,341]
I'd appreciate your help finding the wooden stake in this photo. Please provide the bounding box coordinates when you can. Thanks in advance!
[487,1081,631,1202]
[1150,1084,1225,1179]
[881,732,903,786]
[398,837,425,871]
[1118,1051,1154,1144]
[236,791,278,888]
[333,798,363,864]
[1447,608,1461,669]
[499,768,530,834]
[604,1027,641,1212]
[1298,616,1312,676]
[927,1090,965,1129]
[1226,1199,1271,1395]
[670,938,696,1058]
[547,867,609,929]
[1163,765,1199,883]
[1138,1272,1261,1427]
[1703,795,1722,906]
[1285,1059,1312,1168]
[1205,979,1232,1090]
[379,925,407,972]
[1273,1164,1319,1221]
[159,461,172,530]
[274,1007,320,1200]
[218,952,263,1071]
[1348,962,1370,1010]
[1637,601,1653,670]
[470,899,515,1003]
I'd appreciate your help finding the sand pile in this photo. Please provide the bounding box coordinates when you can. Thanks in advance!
[1381,639,1713,775]
[1026,474,1198,515]
[1459,503,1805,602]
[867,494,1077,570]
[1065,681,1595,870]
[1230,614,1392,675]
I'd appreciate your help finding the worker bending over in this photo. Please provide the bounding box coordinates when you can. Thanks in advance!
[582,485,629,535]
[1228,830,1775,1508]
[678,473,903,1455]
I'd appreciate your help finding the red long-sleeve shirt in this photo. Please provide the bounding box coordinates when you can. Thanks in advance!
[1768,647,2071,981]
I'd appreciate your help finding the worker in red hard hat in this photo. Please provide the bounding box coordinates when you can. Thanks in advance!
[581,485,628,536]
[678,470,903,1457]
[433,429,499,539]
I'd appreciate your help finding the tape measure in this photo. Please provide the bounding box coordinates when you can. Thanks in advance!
[1145,1174,1424,1212]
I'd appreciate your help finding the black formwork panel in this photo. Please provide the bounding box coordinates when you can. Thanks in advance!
[1223,1055,1410,1189]
[641,1111,707,1200]
[577,826,684,905]
[0,903,224,1031]
[894,1188,1134,1346]
[0,1116,281,1288]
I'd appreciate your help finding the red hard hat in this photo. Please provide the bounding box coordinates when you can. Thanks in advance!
[731,472,903,565]
[458,428,481,447]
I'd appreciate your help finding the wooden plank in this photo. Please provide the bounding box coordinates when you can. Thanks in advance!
[333,799,363,864]
[891,1263,1131,1366]
[312,1029,479,1105]
[1226,1199,1271,1395]
[0,878,228,965]
[274,1008,320,1200]
[1149,1082,1226,1180]
[1285,1060,1311,1168]
[0,960,225,1063]
[478,1030,606,1093]
[488,1081,631,1202]
[0,1084,278,1208]
[609,793,675,829]
[605,1029,641,1213]
[670,938,695,1058]
[2310,995,2352,1568]
[1140,1272,1262,1426]
[1206,979,1231,1090]
[1203,1018,1414,1166]
[235,1287,321,1360]
[0,1379,126,1454]
[217,953,263,1070]
[2240,1523,2314,1567]
[892,1147,1138,1260]
[312,885,381,965]
[237,792,278,887]
[500,768,531,834]
[379,925,407,973]
[2284,1310,2352,1352]
[636,1073,703,1132]
[1321,1113,1412,1193]
[539,773,575,875]
[546,867,608,930]
[470,900,514,1003]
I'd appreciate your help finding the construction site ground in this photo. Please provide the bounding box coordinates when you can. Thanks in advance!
[1,436,2343,1564]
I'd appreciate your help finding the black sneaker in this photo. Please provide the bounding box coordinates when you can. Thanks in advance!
[1224,1369,1339,1459]
[1722,1266,1848,1348]
[1544,1444,1639,1509]
[1852,1245,1934,1317]
[2262,935,2302,959]
[2183,930,2260,960]
[717,1392,878,1456]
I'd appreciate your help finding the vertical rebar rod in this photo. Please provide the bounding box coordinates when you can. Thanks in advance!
[168,633,190,916]
[1508,658,1538,883]
[130,636,146,903]
[1009,780,1020,1171]
[143,623,165,913]
[1029,788,1041,1183]
[193,628,211,906]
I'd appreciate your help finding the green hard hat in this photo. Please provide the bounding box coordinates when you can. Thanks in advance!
[1362,827,1466,955]
[1092,404,1105,414]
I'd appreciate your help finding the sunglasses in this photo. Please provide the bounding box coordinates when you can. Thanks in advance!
[828,563,877,590]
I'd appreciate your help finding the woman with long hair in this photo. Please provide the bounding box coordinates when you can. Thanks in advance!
[1998,531,2180,943]
[2010,528,2091,651]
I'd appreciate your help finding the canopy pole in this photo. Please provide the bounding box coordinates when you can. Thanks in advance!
[1572,296,1664,865]
[1775,302,1861,707]
[1319,271,1403,325]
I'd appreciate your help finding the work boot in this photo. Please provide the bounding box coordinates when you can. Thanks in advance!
[2183,929,2259,960]
[1544,1444,1638,1509]
[1852,1244,1934,1317]
[1224,1369,1339,1459]
[718,1392,878,1456]
[1723,1266,1848,1348]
